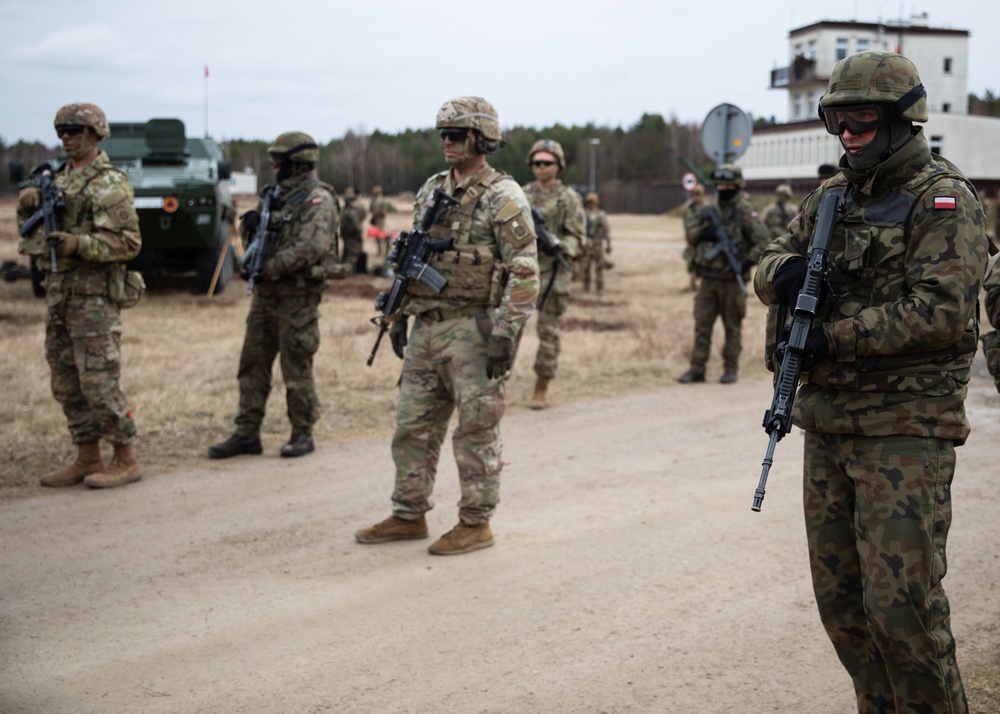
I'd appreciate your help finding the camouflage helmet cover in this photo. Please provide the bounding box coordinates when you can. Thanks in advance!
[54,103,109,138]
[435,96,502,142]
[268,131,319,163]
[585,192,599,206]
[819,50,928,122]
[710,163,744,187]
[775,183,793,199]
[527,139,566,170]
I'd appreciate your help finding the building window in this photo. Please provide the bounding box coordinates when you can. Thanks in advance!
[794,93,803,120]
[856,38,869,52]
[930,135,944,156]
[836,38,848,61]
[942,103,951,113]
[943,57,953,74]
[807,39,817,60]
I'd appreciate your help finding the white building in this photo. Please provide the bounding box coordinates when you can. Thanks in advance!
[741,15,1000,196]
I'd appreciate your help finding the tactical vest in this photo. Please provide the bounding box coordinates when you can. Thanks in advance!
[407,169,506,306]
[805,160,980,389]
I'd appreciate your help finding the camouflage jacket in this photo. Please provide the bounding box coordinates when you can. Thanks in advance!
[369,197,390,224]
[761,199,794,239]
[585,208,611,254]
[340,202,364,241]
[754,130,990,442]
[406,164,539,341]
[688,195,769,280]
[17,150,141,300]
[257,170,338,296]
[682,200,704,243]
[522,180,585,295]
[984,256,1000,330]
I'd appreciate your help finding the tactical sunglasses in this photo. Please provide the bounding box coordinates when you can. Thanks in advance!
[710,167,740,182]
[531,160,557,167]
[439,128,469,143]
[55,124,86,138]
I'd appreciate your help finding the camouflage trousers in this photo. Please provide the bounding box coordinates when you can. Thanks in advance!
[803,432,967,714]
[580,246,607,292]
[341,235,363,274]
[235,293,321,437]
[534,285,569,380]
[45,295,137,445]
[391,315,504,525]
[689,277,745,372]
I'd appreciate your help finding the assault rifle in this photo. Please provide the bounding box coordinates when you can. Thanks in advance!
[366,188,459,366]
[18,171,66,274]
[240,184,279,295]
[531,208,572,273]
[701,205,746,296]
[752,189,844,512]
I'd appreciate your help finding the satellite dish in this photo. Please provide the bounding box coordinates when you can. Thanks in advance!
[701,103,752,164]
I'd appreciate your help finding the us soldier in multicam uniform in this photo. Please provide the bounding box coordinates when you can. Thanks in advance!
[339,187,366,273]
[678,164,768,384]
[681,182,706,292]
[522,139,586,409]
[755,51,989,713]
[580,192,611,293]
[368,185,391,257]
[208,132,338,460]
[355,96,539,556]
[16,103,143,489]
[761,183,794,239]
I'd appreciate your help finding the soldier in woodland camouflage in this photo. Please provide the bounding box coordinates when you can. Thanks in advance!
[208,131,338,460]
[581,192,612,293]
[681,183,706,292]
[368,185,392,257]
[522,139,586,409]
[755,51,988,713]
[981,259,1000,393]
[355,96,539,556]
[17,103,143,489]
[339,186,366,273]
[678,165,768,384]
[761,183,795,239]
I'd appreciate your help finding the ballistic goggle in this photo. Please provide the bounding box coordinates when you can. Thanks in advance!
[818,84,925,135]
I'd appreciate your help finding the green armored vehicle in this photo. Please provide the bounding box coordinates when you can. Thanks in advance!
[102,118,236,294]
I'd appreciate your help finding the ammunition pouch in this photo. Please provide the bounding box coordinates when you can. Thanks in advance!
[407,247,501,305]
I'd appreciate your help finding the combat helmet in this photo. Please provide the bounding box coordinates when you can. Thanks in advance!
[527,139,566,170]
[268,131,319,164]
[53,103,109,138]
[710,163,744,187]
[436,96,503,151]
[775,183,792,200]
[585,192,599,206]
[818,51,927,134]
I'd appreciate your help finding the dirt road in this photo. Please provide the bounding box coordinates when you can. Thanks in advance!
[2,377,999,714]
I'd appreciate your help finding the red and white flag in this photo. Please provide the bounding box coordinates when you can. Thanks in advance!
[933,196,957,210]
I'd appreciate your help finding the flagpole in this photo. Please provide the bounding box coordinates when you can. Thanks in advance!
[203,65,209,138]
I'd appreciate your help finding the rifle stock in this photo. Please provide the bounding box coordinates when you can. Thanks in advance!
[752,189,844,512]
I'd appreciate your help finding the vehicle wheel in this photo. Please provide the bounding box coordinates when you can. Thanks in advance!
[196,219,235,295]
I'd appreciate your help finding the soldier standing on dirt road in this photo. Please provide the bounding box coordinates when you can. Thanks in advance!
[16,103,144,490]
[522,139,586,409]
[580,192,612,293]
[756,51,989,712]
[355,96,539,556]
[208,132,338,461]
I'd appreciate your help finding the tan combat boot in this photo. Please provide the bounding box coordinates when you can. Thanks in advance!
[83,443,141,489]
[428,522,494,555]
[529,376,550,410]
[355,514,428,544]
[40,442,104,487]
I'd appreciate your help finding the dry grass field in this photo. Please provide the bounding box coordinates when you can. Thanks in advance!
[0,194,770,498]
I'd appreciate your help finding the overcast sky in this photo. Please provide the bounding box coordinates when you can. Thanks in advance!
[2,0,997,146]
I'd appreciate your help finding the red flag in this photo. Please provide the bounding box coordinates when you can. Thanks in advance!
[204,65,209,78]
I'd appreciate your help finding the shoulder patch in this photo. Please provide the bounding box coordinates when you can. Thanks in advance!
[933,196,957,211]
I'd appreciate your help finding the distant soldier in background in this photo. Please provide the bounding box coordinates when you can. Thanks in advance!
[678,164,768,384]
[355,96,539,555]
[17,103,144,489]
[340,187,366,273]
[581,192,612,293]
[982,257,1000,394]
[817,163,838,184]
[368,185,392,257]
[522,139,586,409]
[208,131,338,460]
[681,182,706,292]
[761,183,795,239]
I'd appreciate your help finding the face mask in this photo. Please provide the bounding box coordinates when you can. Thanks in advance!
[717,188,739,202]
[842,118,912,172]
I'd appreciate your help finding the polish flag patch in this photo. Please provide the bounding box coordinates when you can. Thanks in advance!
[933,196,957,210]
[311,197,324,205]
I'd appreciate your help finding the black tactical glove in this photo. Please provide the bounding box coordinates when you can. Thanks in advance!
[390,317,409,359]
[486,335,514,379]
[240,210,261,242]
[773,257,808,306]
[780,325,829,372]
[699,225,717,243]
[740,258,755,274]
